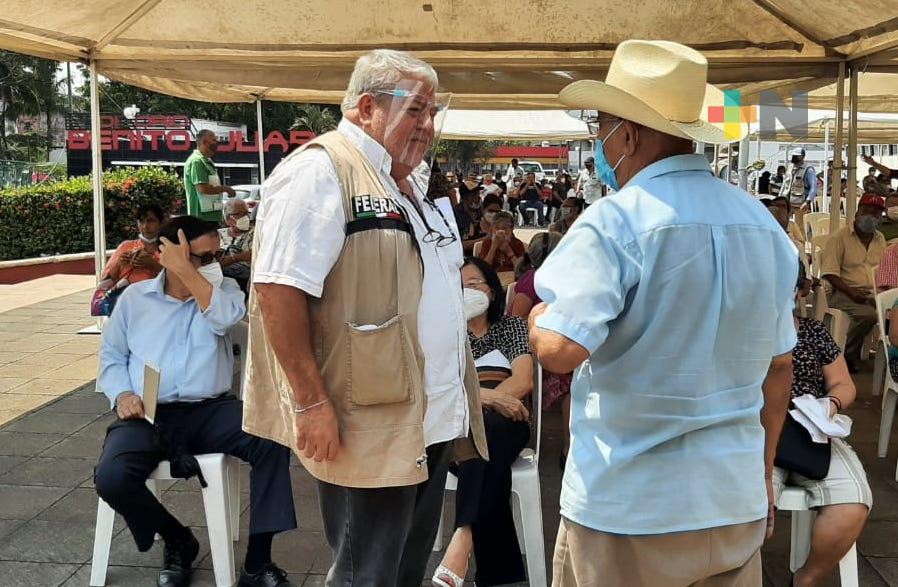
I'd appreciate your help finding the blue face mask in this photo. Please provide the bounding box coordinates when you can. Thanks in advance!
[594,120,626,191]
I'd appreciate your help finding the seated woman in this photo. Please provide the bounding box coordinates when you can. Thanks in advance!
[102,204,165,285]
[774,264,870,587]
[477,211,525,286]
[433,257,533,587]
[548,196,584,235]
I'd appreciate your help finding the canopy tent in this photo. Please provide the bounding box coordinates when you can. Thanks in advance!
[439,110,590,141]
[3,0,898,107]
[750,114,898,143]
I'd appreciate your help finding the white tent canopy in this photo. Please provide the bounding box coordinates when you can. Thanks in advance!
[3,0,898,107]
[439,110,590,141]
[750,113,898,143]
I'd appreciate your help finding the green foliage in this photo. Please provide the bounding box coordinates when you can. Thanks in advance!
[435,140,499,171]
[0,166,182,261]
[291,104,340,135]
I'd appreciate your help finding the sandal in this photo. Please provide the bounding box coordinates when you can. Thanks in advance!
[432,564,465,587]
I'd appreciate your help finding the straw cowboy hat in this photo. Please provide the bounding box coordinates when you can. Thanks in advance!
[559,40,747,144]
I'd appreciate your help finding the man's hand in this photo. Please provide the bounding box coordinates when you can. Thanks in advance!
[480,389,529,421]
[492,230,508,247]
[765,477,776,540]
[130,249,161,271]
[800,202,810,213]
[159,229,195,277]
[863,155,876,166]
[294,398,341,463]
[848,288,872,305]
[115,391,145,420]
[223,186,236,197]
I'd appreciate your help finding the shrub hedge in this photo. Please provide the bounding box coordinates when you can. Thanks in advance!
[0,166,183,261]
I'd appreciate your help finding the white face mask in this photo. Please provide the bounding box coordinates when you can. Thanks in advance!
[197,262,224,288]
[234,215,251,232]
[463,288,490,320]
[887,206,898,221]
[138,234,158,244]
[484,211,498,223]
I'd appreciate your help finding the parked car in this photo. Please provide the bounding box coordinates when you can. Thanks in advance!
[221,184,262,219]
[517,161,545,182]
[543,168,557,181]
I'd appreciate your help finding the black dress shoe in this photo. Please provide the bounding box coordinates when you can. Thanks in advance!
[238,563,292,586]
[157,530,200,587]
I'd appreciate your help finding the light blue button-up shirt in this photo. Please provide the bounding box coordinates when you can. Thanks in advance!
[535,154,798,535]
[98,271,246,407]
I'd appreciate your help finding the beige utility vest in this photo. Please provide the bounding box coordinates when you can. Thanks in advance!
[242,130,431,488]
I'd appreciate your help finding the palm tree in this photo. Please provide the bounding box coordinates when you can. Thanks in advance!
[291,104,339,136]
[29,58,65,157]
[0,51,41,159]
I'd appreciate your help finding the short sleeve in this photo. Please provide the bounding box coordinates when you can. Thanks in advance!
[534,205,639,354]
[500,316,531,361]
[187,158,210,186]
[515,269,538,304]
[252,149,347,298]
[812,319,842,365]
[819,231,845,278]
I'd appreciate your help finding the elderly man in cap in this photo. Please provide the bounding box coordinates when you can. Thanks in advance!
[821,193,887,372]
[782,147,818,241]
[244,49,486,587]
[529,40,798,586]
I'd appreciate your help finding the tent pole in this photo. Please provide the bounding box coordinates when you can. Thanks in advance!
[256,99,266,183]
[738,134,750,190]
[89,60,106,283]
[822,121,830,214]
[846,65,859,224]
[830,62,846,234]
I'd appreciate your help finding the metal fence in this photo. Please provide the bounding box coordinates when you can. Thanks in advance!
[0,160,62,189]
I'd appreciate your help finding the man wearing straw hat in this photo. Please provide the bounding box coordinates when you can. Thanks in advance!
[529,40,798,586]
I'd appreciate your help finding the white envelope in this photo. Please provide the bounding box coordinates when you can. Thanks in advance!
[143,363,160,425]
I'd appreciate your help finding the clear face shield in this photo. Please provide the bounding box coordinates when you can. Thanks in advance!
[372,79,450,196]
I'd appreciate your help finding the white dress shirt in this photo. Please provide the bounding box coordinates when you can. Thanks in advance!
[253,119,469,447]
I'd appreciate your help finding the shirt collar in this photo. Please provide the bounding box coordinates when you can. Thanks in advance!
[625,154,712,191]
[338,119,393,177]
[145,270,168,297]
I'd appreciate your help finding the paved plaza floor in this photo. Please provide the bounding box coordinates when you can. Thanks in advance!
[0,276,897,585]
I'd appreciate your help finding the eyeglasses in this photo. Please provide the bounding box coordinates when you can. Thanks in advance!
[190,250,224,266]
[405,176,460,249]
[373,89,446,119]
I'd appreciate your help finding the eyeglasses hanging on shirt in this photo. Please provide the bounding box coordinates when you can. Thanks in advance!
[403,177,459,249]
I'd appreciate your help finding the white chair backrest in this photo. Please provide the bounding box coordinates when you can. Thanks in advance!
[472,240,483,258]
[506,281,517,310]
[805,212,829,240]
[229,320,249,399]
[822,307,849,351]
[875,288,898,385]
[810,235,829,277]
[811,284,828,322]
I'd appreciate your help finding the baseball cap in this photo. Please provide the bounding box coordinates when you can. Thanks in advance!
[859,193,886,209]
[789,147,806,157]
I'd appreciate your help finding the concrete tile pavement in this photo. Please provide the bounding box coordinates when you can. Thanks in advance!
[0,283,98,427]
[0,373,894,586]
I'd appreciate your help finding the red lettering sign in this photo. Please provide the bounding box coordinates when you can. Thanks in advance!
[166,130,191,151]
[263,130,289,152]
[66,127,317,152]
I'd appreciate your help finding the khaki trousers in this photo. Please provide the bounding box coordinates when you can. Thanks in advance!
[827,289,878,363]
[552,518,765,587]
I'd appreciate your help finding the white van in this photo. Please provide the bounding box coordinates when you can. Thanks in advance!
[517,161,545,182]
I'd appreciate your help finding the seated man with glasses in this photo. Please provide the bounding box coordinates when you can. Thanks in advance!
[219,197,255,294]
[94,215,296,587]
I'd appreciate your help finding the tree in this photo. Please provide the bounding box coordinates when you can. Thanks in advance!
[291,104,339,135]
[0,51,41,159]
[435,140,499,172]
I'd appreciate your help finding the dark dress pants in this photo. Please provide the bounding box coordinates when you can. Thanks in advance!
[94,396,296,551]
[317,440,452,587]
[453,410,530,587]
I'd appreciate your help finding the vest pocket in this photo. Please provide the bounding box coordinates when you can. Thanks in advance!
[345,316,413,406]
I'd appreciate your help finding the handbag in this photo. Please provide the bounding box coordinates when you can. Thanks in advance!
[90,280,127,317]
[774,410,832,480]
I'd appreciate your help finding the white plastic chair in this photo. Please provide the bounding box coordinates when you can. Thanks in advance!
[874,288,898,469]
[90,321,248,587]
[432,363,546,587]
[777,487,859,586]
[505,281,517,310]
[822,307,850,351]
[472,240,484,258]
[804,212,830,242]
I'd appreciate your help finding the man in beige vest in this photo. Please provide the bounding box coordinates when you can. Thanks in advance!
[244,49,487,586]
